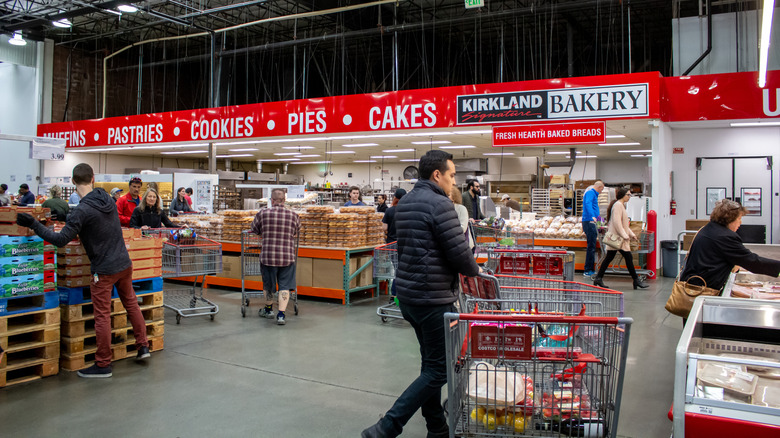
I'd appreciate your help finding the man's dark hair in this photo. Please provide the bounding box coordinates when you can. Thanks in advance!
[72,163,94,185]
[19,183,29,190]
[0,184,7,191]
[418,150,453,180]
[466,179,480,189]
[185,188,193,195]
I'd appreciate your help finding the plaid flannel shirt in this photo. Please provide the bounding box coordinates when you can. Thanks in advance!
[251,205,300,267]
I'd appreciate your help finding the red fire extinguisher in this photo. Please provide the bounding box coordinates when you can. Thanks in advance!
[670,200,677,216]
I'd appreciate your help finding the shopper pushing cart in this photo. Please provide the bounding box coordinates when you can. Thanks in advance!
[250,188,300,326]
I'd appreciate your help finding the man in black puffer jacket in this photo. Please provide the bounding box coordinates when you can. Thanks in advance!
[17,163,151,379]
[362,150,480,438]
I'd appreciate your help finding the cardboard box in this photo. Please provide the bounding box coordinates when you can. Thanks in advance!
[685,219,709,231]
[122,228,143,239]
[57,265,91,277]
[58,275,92,288]
[129,248,163,260]
[58,254,90,266]
[0,235,44,257]
[296,257,313,288]
[312,258,344,290]
[0,206,51,222]
[358,256,374,287]
[57,242,86,255]
[133,267,162,280]
[683,234,694,251]
[0,255,45,278]
[125,237,162,251]
[0,223,37,236]
[1,274,45,298]
[550,174,570,185]
[132,258,162,270]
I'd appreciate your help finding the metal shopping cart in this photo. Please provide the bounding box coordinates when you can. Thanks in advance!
[445,309,633,438]
[145,229,223,324]
[459,273,624,318]
[373,241,402,323]
[595,229,655,281]
[240,230,299,317]
[472,224,535,259]
[484,249,575,281]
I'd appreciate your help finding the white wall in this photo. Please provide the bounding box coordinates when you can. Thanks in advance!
[673,10,780,75]
[597,159,651,185]
[665,126,780,244]
[0,63,42,195]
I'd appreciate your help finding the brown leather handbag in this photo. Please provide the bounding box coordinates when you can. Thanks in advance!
[664,275,721,318]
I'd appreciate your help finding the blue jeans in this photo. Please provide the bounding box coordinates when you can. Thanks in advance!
[583,221,598,272]
[379,302,456,437]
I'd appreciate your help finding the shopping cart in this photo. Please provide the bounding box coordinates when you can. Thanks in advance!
[444,307,633,437]
[240,230,299,317]
[373,241,402,323]
[595,230,655,281]
[145,229,223,324]
[472,224,535,258]
[459,273,624,318]
[484,249,575,281]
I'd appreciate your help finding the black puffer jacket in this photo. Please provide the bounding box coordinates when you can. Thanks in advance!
[395,179,480,305]
[31,188,131,275]
[129,205,176,229]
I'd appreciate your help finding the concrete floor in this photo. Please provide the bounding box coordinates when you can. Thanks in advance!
[0,274,681,437]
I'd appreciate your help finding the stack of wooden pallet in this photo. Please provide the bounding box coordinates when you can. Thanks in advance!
[58,277,165,372]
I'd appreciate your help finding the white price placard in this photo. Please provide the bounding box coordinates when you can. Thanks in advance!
[30,138,66,161]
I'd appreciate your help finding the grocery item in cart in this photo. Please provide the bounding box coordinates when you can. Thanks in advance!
[467,362,533,407]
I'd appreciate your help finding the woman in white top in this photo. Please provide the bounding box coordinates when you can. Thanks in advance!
[593,187,649,290]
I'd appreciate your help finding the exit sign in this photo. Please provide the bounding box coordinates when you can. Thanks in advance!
[673,147,684,154]
[465,0,484,8]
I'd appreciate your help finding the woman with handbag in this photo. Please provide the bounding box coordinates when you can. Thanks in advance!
[669,199,780,322]
[593,187,649,289]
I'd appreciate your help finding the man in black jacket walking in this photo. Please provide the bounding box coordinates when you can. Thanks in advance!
[362,150,480,438]
[17,163,151,378]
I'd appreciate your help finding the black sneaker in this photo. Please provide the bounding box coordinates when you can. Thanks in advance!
[136,346,151,360]
[276,311,286,325]
[77,363,112,379]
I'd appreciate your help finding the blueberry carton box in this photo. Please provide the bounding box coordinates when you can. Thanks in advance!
[0,235,44,258]
[0,255,45,278]
[0,274,45,298]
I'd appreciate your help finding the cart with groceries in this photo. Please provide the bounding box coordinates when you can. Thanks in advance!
[595,229,655,281]
[471,222,535,259]
[483,248,576,281]
[145,228,222,324]
[373,241,401,322]
[446,273,632,437]
[240,230,299,318]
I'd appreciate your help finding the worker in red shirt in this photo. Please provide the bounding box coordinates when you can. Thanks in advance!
[116,177,143,227]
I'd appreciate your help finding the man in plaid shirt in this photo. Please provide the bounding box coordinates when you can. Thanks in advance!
[251,188,300,325]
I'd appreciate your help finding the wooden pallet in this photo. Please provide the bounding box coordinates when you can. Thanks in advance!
[61,321,164,355]
[60,291,163,322]
[60,335,164,371]
[1,308,61,387]
[61,306,164,338]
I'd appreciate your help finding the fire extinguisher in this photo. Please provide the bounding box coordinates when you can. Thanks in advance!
[670,199,677,216]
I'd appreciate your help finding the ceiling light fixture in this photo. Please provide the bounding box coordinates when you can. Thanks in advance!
[605,134,626,139]
[370,156,398,159]
[618,149,653,153]
[52,18,72,28]
[281,146,315,149]
[215,154,254,158]
[160,150,209,155]
[399,159,419,162]
[228,148,259,152]
[630,154,651,158]
[759,0,776,87]
[597,142,641,146]
[354,160,377,163]
[411,141,450,145]
[290,161,333,164]
[117,4,139,13]
[342,143,379,147]
[382,149,415,152]
[580,155,599,158]
[483,152,515,156]
[8,31,27,46]
[273,152,301,156]
[730,121,780,127]
[326,151,356,154]
[439,145,476,149]
[294,154,321,158]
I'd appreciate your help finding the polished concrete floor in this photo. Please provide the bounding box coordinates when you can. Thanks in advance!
[0,274,681,437]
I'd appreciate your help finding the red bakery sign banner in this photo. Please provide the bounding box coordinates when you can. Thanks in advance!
[493,121,605,147]
[37,72,660,149]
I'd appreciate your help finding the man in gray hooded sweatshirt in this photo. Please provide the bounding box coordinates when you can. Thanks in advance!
[17,163,150,378]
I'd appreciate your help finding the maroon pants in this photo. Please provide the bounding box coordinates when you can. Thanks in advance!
[91,266,149,367]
